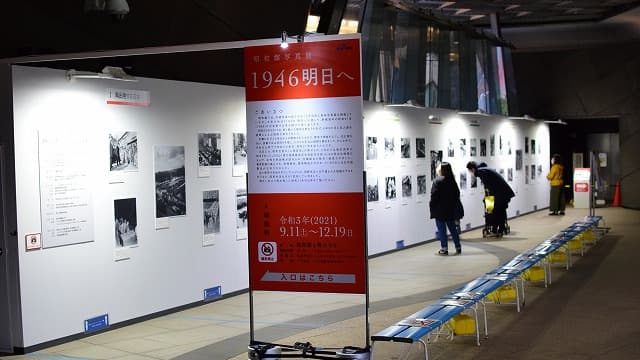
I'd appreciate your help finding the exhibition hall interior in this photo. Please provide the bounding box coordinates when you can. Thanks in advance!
[1,1,639,359]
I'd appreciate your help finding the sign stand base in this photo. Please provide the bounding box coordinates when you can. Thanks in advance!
[248,341,370,359]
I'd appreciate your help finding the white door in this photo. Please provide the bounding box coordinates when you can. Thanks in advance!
[0,145,14,353]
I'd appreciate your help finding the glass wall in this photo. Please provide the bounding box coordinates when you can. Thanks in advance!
[337,0,513,115]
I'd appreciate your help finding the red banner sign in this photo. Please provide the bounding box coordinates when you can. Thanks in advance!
[245,37,365,294]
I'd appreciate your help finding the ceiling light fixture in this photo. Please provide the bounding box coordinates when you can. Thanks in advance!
[457,109,489,116]
[543,119,568,125]
[280,31,289,49]
[428,114,442,124]
[508,114,536,121]
[66,66,137,82]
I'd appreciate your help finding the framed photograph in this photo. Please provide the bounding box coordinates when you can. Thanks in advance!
[385,176,396,200]
[203,190,221,235]
[417,175,427,195]
[515,150,523,170]
[366,136,378,161]
[480,138,487,157]
[154,145,186,218]
[460,172,467,190]
[430,150,443,180]
[198,132,222,167]
[416,138,426,158]
[402,175,412,198]
[114,198,138,248]
[384,137,395,159]
[109,131,138,171]
[232,132,247,177]
[367,174,379,202]
[459,138,467,157]
[508,168,513,182]
[525,136,529,154]
[447,139,454,158]
[400,137,411,159]
[236,188,248,240]
[470,138,477,157]
[490,134,495,156]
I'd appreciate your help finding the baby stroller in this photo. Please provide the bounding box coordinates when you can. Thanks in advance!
[481,190,510,238]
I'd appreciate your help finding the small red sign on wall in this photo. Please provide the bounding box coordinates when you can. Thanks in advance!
[574,182,589,192]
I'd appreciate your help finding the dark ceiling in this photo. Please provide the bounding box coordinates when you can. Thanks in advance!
[2,0,639,84]
[400,0,640,26]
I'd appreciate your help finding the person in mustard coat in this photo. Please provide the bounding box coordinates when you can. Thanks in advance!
[546,153,565,215]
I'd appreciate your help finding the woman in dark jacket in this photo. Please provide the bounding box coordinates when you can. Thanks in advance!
[429,162,463,256]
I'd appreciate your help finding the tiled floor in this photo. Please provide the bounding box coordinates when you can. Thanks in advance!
[5,206,635,360]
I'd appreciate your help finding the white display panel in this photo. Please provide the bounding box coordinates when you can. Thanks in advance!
[363,103,551,255]
[12,65,248,347]
[10,65,550,347]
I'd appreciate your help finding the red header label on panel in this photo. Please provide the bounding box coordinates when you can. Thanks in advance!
[244,39,361,101]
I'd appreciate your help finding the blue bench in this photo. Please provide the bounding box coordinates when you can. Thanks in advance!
[371,216,606,360]
[371,302,470,359]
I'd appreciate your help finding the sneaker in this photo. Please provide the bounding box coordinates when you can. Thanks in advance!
[437,249,448,256]
[559,211,565,215]
[549,212,558,215]
[455,248,462,255]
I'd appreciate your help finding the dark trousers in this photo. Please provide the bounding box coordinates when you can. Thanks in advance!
[549,185,565,212]
[490,199,508,233]
[435,219,461,250]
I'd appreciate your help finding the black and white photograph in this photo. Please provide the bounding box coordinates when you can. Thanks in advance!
[470,138,477,157]
[417,175,427,195]
[232,133,247,176]
[401,137,411,159]
[508,168,513,182]
[480,138,487,156]
[471,174,477,188]
[198,132,222,167]
[459,138,467,157]
[516,150,523,170]
[490,134,495,156]
[154,145,186,218]
[499,135,503,155]
[114,198,138,248]
[367,174,379,202]
[525,165,529,184]
[508,139,512,155]
[203,190,221,235]
[525,136,529,154]
[402,175,412,197]
[384,137,395,159]
[537,164,543,177]
[385,176,396,200]
[499,168,505,177]
[236,188,248,231]
[460,171,467,190]
[531,164,536,180]
[430,150,443,180]
[366,136,378,160]
[109,131,138,171]
[531,139,536,156]
[447,139,455,158]
[416,138,426,158]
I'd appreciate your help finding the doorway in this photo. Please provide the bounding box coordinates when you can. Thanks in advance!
[549,117,620,205]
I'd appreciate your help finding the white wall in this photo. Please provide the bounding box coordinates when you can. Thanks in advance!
[12,66,249,347]
[363,102,551,255]
[10,66,551,347]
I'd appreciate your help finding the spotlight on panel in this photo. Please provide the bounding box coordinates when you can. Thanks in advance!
[281,31,289,49]
[508,114,536,122]
[543,119,568,125]
[427,114,442,124]
[66,66,137,82]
